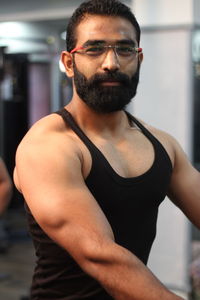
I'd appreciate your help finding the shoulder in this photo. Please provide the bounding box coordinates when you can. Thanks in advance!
[17,112,80,157]
[14,112,83,190]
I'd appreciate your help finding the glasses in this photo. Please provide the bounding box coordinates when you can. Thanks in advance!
[70,44,142,58]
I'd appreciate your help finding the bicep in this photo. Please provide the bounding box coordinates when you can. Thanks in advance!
[16,143,114,262]
[167,141,200,227]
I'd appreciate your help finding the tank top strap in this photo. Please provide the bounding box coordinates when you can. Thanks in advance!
[56,108,172,183]
[56,108,97,152]
[125,110,172,170]
[125,111,157,143]
[56,108,157,146]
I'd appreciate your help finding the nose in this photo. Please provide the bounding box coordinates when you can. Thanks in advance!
[101,49,120,72]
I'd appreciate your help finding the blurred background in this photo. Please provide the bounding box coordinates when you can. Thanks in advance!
[0,0,200,299]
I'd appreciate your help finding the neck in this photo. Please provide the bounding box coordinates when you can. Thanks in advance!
[65,95,129,137]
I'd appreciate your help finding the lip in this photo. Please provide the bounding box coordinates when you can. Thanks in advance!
[100,81,121,86]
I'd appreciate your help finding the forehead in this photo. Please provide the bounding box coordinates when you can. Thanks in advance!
[75,15,137,45]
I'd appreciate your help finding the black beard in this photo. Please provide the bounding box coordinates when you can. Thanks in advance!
[73,62,140,113]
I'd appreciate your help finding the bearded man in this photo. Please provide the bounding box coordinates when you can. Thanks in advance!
[14,1,200,299]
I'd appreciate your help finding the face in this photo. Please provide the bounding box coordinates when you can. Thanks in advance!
[73,61,140,113]
[63,15,143,113]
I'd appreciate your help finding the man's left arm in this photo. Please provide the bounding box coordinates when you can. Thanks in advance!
[0,158,12,215]
[167,138,200,229]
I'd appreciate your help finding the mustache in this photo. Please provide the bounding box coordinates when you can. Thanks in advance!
[87,72,132,87]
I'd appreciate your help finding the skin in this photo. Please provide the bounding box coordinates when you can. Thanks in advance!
[13,15,200,300]
[0,158,12,215]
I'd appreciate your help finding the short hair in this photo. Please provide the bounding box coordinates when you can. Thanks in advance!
[66,0,141,52]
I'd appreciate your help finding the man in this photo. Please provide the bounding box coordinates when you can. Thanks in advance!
[0,157,12,252]
[13,0,200,299]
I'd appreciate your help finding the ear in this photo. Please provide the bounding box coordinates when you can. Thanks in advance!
[60,51,74,78]
[138,52,143,64]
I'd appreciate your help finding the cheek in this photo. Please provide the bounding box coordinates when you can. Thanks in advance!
[123,63,138,78]
[128,61,140,76]
[73,58,97,78]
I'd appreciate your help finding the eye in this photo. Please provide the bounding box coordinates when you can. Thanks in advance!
[116,46,135,56]
[85,46,104,56]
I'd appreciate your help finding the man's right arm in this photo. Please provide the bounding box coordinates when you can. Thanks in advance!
[14,130,183,300]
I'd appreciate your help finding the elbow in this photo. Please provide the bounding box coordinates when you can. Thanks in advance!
[75,238,116,277]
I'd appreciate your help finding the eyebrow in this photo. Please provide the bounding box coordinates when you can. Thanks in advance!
[82,39,136,47]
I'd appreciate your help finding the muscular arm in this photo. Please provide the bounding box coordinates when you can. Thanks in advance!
[167,137,200,229]
[0,158,12,215]
[14,127,183,300]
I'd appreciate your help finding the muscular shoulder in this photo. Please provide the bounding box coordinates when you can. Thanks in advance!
[18,113,81,156]
[14,113,83,191]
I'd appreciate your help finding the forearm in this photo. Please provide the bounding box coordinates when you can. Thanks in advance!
[80,242,183,300]
[0,182,12,215]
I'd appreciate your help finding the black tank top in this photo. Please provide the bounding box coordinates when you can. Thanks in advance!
[25,108,172,300]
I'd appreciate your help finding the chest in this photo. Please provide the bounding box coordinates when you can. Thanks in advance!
[80,129,156,179]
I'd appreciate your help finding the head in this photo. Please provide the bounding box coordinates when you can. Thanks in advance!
[62,0,143,113]
[66,0,141,53]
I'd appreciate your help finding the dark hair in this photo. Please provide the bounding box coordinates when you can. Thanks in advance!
[66,0,141,52]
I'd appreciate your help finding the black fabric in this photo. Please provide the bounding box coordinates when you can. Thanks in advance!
[26,108,172,299]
